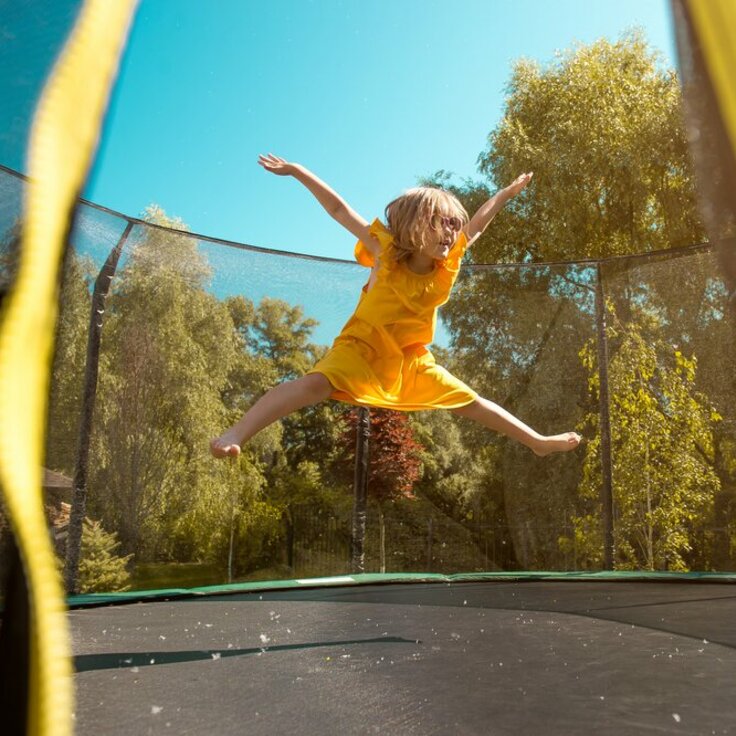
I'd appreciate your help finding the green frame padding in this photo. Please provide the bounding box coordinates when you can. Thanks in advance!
[67,569,736,609]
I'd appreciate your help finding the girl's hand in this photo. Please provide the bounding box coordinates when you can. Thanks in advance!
[258,153,297,176]
[506,172,533,197]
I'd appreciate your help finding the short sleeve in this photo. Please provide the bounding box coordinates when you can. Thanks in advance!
[354,218,394,268]
[443,230,469,273]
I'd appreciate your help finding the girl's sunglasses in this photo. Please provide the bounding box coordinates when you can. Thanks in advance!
[430,214,463,231]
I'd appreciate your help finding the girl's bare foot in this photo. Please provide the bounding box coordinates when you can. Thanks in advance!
[210,429,244,458]
[532,432,582,457]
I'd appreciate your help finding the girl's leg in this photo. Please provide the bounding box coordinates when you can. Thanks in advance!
[452,396,581,456]
[210,372,334,458]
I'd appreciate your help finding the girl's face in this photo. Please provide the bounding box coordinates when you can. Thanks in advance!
[424,213,463,260]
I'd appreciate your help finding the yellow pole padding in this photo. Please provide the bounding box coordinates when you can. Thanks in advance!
[0,1,138,734]
[686,0,736,158]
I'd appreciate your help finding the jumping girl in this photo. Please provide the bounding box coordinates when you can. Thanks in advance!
[210,153,581,458]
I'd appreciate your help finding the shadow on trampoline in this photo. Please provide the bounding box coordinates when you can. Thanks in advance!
[73,635,418,673]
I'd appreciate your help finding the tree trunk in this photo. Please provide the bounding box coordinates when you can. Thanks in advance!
[284,510,294,569]
[378,505,386,574]
[645,443,654,570]
[426,516,434,572]
[351,407,370,573]
[227,505,236,584]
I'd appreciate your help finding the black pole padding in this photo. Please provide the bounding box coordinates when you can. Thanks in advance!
[595,264,615,570]
[64,222,134,594]
[0,529,30,736]
[351,407,371,573]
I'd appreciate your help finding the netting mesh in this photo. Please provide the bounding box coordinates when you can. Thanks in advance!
[1,165,734,592]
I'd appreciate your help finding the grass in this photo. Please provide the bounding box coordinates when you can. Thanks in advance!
[130,562,227,590]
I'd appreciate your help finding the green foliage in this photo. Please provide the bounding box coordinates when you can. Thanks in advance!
[270,459,346,512]
[478,31,704,262]
[78,518,133,593]
[45,250,95,475]
[410,408,476,517]
[131,562,225,590]
[44,32,735,583]
[426,32,723,570]
[176,452,283,576]
[409,409,517,569]
[362,496,490,574]
[223,291,350,571]
[87,207,244,558]
[572,304,721,570]
[72,204,345,580]
[438,32,705,407]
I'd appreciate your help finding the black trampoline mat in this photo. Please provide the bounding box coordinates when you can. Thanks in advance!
[69,581,736,735]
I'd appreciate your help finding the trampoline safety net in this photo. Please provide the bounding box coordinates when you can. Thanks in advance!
[1,162,734,594]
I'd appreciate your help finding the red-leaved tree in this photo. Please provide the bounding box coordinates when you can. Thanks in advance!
[343,408,423,571]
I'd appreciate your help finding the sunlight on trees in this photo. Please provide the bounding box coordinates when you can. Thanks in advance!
[39,32,736,587]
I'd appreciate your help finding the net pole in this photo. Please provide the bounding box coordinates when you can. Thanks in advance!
[64,221,133,593]
[595,264,615,569]
[351,407,370,573]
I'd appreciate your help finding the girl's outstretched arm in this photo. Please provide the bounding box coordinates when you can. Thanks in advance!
[258,153,380,257]
[465,172,533,242]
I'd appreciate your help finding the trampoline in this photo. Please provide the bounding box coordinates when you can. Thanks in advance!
[69,576,736,735]
[2,2,736,735]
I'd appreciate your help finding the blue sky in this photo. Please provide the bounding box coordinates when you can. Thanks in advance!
[71,0,678,261]
[0,0,678,344]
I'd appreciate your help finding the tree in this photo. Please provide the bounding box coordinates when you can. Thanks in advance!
[46,250,94,476]
[408,407,519,571]
[77,518,133,593]
[88,206,242,559]
[1,224,94,476]
[409,408,476,519]
[342,408,423,572]
[268,457,351,574]
[222,293,348,572]
[570,304,721,570]
[428,32,712,569]
[475,31,704,263]
[176,450,283,581]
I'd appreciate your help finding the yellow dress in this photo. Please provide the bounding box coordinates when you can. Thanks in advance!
[308,218,478,411]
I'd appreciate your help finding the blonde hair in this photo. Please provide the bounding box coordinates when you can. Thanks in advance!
[384,187,469,264]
